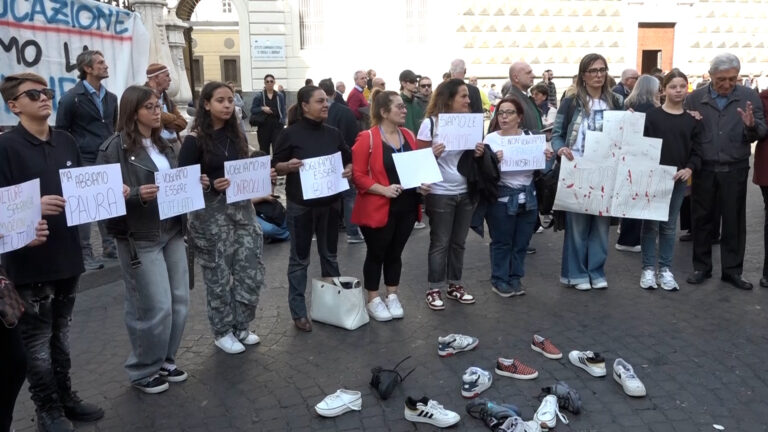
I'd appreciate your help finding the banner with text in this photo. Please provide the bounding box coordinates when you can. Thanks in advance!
[225,156,272,203]
[489,134,547,172]
[60,163,126,226]
[437,113,484,151]
[155,165,205,220]
[0,0,150,125]
[299,152,349,200]
[0,178,42,253]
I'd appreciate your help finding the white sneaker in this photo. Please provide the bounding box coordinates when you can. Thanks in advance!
[533,394,569,429]
[461,366,492,398]
[613,359,647,397]
[640,269,658,289]
[366,297,393,322]
[236,330,260,345]
[214,332,245,354]
[498,416,543,432]
[591,280,608,289]
[574,282,591,291]
[615,244,641,252]
[404,396,460,428]
[568,350,607,377]
[414,221,426,229]
[385,293,404,319]
[314,389,362,417]
[536,226,544,234]
[657,268,679,291]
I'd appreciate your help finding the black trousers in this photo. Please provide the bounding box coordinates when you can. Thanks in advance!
[359,210,417,291]
[0,325,26,432]
[617,218,643,247]
[761,187,768,277]
[256,119,283,155]
[691,168,748,276]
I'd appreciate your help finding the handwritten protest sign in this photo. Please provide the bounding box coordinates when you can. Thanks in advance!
[224,156,272,203]
[490,134,547,171]
[437,113,484,151]
[0,179,42,253]
[0,0,150,125]
[299,152,349,200]
[154,165,205,219]
[392,148,444,189]
[59,164,126,226]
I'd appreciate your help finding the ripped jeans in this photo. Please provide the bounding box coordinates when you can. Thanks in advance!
[15,276,79,412]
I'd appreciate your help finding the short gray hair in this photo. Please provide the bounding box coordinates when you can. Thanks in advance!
[709,53,740,74]
[354,70,365,81]
[76,50,104,80]
[450,59,466,75]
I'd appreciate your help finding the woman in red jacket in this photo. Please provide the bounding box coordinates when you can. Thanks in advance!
[351,89,425,321]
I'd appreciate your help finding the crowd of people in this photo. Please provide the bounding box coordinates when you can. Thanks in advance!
[1,49,767,432]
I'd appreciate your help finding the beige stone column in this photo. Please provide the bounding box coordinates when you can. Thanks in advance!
[165,13,192,105]
[132,0,175,88]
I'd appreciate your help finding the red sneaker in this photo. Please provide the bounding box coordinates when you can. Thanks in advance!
[446,284,475,304]
[531,334,563,359]
[425,289,445,310]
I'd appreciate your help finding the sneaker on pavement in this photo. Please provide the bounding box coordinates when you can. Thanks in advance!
[83,254,104,271]
[446,284,475,304]
[640,268,658,289]
[573,282,591,291]
[385,293,404,319]
[615,244,641,252]
[461,367,493,398]
[413,221,427,229]
[426,289,446,310]
[367,297,393,321]
[214,332,246,354]
[60,391,104,422]
[657,268,679,291]
[132,375,170,394]
[438,334,479,357]
[466,398,520,429]
[533,394,569,430]
[37,408,75,432]
[568,350,607,377]
[535,226,544,234]
[539,381,582,415]
[613,358,647,397]
[531,335,562,359]
[404,396,460,428]
[526,247,537,254]
[347,234,365,244]
[491,282,516,298]
[495,358,539,380]
[497,416,543,432]
[236,330,261,345]
[159,364,188,383]
[314,389,362,417]
[591,280,608,289]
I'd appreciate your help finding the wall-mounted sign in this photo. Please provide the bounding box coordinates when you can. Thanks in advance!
[251,36,285,60]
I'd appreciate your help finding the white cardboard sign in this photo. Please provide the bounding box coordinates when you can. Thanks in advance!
[437,113,484,151]
[0,179,42,253]
[299,152,349,200]
[224,156,272,203]
[59,164,126,226]
[391,148,444,189]
[154,165,205,220]
[490,134,547,171]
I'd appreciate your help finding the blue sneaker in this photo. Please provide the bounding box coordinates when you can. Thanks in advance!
[466,398,520,429]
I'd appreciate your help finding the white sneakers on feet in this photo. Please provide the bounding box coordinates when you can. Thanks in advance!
[533,394,569,430]
[404,396,460,428]
[214,332,245,354]
[236,330,260,345]
[640,269,658,289]
[657,268,679,291]
[574,282,591,291]
[314,389,362,417]
[568,350,607,377]
[385,293,404,318]
[613,359,647,397]
[367,297,393,321]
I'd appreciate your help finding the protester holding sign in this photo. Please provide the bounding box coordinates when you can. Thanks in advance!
[96,86,194,393]
[416,78,484,310]
[350,89,426,321]
[272,85,352,332]
[0,72,104,431]
[179,82,266,354]
[552,53,623,291]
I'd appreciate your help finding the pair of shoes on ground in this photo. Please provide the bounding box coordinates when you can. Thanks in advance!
[640,268,679,291]
[39,390,106,431]
[366,293,404,321]
[314,389,362,417]
[405,396,460,428]
[491,281,525,298]
[494,334,562,381]
[214,330,260,354]
[687,270,754,290]
[132,364,189,395]
[426,284,475,310]
[569,351,646,397]
[572,279,608,291]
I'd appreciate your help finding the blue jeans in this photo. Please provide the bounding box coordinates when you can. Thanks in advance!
[257,216,290,241]
[641,181,687,270]
[486,200,537,290]
[560,212,610,285]
[342,185,360,236]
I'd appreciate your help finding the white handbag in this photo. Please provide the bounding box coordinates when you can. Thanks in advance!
[310,277,369,330]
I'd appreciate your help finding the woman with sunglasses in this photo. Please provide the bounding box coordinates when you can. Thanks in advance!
[179,82,266,354]
[552,53,623,291]
[97,85,195,393]
[250,74,286,155]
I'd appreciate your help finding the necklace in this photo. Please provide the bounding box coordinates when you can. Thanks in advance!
[218,137,230,156]
[379,127,404,153]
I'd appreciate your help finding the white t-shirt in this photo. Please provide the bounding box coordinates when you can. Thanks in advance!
[417,116,467,195]
[484,131,534,203]
[142,138,171,171]
[573,98,608,157]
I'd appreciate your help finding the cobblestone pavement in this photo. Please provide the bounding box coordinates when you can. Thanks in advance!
[11,182,768,432]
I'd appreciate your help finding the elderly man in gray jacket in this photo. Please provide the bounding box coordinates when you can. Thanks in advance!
[684,53,768,289]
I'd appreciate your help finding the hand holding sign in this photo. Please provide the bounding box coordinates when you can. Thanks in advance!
[489,134,547,172]
[0,179,43,253]
[59,164,126,226]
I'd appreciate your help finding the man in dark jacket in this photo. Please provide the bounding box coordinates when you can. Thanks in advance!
[684,53,768,289]
[399,69,426,135]
[450,59,484,114]
[611,69,639,99]
[55,50,118,270]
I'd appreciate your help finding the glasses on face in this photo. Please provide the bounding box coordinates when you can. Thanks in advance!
[393,104,407,111]
[142,103,162,112]
[585,67,609,76]
[12,88,55,102]
[497,109,517,117]
[420,84,432,89]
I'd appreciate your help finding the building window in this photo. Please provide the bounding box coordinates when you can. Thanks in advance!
[221,57,239,86]
[299,0,323,49]
[406,0,428,44]
[222,0,232,14]
[192,57,203,88]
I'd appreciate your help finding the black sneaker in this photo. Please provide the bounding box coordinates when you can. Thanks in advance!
[132,376,169,394]
[466,398,520,429]
[60,391,104,422]
[36,408,74,432]
[539,381,582,414]
[159,366,188,383]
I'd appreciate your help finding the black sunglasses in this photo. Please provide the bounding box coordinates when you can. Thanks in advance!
[12,88,55,102]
